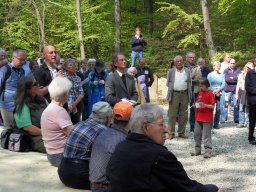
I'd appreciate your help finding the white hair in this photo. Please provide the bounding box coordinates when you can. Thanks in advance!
[173,55,183,63]
[213,61,221,66]
[48,77,72,100]
[130,104,164,133]
[0,48,6,55]
[127,67,137,75]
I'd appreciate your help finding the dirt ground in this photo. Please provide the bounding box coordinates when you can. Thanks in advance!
[1,115,256,192]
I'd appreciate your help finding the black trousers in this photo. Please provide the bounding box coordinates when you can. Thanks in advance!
[248,104,256,141]
[58,158,90,190]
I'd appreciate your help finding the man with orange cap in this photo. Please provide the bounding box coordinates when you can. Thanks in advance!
[89,101,133,192]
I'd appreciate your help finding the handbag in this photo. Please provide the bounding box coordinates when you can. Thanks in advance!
[0,129,12,149]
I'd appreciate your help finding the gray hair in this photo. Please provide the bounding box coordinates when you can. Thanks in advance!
[197,58,205,65]
[63,58,77,70]
[186,51,195,58]
[173,55,183,63]
[12,49,26,57]
[127,67,137,75]
[48,77,72,101]
[130,104,164,133]
[0,48,6,55]
[213,61,221,66]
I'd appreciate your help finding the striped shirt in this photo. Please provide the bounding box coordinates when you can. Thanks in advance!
[63,118,107,160]
[89,124,128,183]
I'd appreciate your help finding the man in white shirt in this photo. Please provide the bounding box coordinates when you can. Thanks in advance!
[220,53,231,74]
[166,55,192,140]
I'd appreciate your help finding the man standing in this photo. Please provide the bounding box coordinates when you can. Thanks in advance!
[166,55,192,139]
[90,101,133,192]
[185,51,202,132]
[136,58,154,103]
[220,53,231,74]
[0,49,26,127]
[130,27,147,67]
[105,53,138,107]
[106,103,223,192]
[0,48,8,68]
[197,57,211,79]
[245,65,256,145]
[34,45,63,102]
[221,59,240,123]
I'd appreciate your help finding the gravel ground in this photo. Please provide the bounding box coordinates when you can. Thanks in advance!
[1,111,256,192]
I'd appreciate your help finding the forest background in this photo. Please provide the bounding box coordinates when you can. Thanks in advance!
[0,0,256,76]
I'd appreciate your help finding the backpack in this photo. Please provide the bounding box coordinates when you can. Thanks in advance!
[0,128,32,152]
[0,64,12,101]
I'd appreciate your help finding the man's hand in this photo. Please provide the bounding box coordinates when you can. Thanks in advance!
[99,80,105,85]
[56,70,64,77]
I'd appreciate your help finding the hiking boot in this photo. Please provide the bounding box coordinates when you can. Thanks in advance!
[190,151,201,156]
[203,153,212,158]
[168,134,175,140]
[178,134,188,139]
[236,124,245,128]
[249,140,256,145]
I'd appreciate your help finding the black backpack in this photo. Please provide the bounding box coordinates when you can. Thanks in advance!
[0,64,11,101]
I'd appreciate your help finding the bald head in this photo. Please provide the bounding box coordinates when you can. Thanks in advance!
[43,45,57,66]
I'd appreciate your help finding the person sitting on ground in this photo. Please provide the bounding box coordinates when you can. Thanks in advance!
[41,77,73,167]
[191,79,215,158]
[90,101,133,192]
[58,102,113,190]
[106,103,224,192]
[14,76,48,153]
[127,67,145,104]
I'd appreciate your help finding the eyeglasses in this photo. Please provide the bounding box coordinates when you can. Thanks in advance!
[147,122,166,129]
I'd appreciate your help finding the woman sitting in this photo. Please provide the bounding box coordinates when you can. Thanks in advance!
[41,77,73,167]
[14,76,48,153]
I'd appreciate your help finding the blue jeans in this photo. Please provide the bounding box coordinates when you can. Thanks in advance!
[91,187,108,192]
[131,51,143,67]
[213,96,221,128]
[239,104,249,125]
[220,92,239,122]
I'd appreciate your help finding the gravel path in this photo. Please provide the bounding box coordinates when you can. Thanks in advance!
[165,123,256,192]
[1,118,256,192]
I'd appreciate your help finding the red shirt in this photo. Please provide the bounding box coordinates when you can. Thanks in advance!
[195,90,215,123]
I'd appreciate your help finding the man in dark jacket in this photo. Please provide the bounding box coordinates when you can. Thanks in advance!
[130,27,147,67]
[245,67,256,145]
[106,103,224,192]
[136,58,154,103]
[105,53,138,107]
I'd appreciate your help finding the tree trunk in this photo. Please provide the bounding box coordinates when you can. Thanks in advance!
[114,0,121,54]
[201,0,215,58]
[32,0,45,50]
[148,0,154,35]
[76,0,85,60]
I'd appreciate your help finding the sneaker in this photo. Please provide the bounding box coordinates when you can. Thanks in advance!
[203,153,212,158]
[191,151,201,156]
[236,124,245,128]
[178,134,188,139]
[168,134,175,140]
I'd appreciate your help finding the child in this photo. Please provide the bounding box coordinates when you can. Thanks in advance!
[191,79,215,158]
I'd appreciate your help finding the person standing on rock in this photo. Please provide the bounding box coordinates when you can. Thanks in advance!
[245,63,256,145]
[166,55,192,140]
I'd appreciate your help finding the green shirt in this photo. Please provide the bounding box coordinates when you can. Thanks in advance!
[14,100,48,129]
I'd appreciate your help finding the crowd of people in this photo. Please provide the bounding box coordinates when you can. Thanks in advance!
[0,41,233,191]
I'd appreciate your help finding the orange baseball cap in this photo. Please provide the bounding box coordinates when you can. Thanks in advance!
[113,101,133,121]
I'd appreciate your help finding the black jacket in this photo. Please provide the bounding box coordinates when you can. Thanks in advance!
[105,71,138,107]
[136,66,154,87]
[245,70,256,105]
[106,133,218,192]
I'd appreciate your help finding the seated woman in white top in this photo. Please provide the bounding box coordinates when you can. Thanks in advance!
[41,77,73,167]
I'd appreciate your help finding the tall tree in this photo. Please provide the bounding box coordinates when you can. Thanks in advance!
[32,0,45,51]
[75,0,85,60]
[201,0,215,58]
[114,0,121,53]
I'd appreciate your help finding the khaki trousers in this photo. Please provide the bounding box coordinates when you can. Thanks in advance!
[168,91,188,135]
